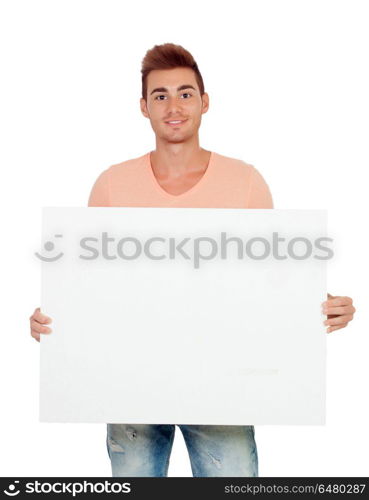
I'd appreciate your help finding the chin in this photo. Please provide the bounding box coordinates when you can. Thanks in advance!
[165,137,188,144]
[159,131,191,143]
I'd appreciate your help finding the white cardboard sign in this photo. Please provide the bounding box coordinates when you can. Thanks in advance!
[39,208,327,425]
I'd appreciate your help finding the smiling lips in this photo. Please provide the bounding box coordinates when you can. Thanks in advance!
[165,119,188,127]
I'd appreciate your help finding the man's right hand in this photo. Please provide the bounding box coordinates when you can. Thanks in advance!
[30,307,53,342]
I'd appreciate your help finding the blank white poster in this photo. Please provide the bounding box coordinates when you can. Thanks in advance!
[39,208,327,424]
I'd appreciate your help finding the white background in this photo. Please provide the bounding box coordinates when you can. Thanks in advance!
[0,0,368,477]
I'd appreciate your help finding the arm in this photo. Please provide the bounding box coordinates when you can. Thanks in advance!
[247,165,274,209]
[247,165,356,334]
[30,167,112,343]
[88,168,111,207]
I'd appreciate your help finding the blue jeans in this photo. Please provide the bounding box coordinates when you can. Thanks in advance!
[106,423,258,477]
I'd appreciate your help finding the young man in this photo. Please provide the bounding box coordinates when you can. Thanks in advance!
[30,43,356,477]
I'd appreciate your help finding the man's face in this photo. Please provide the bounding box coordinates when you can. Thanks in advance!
[140,67,209,144]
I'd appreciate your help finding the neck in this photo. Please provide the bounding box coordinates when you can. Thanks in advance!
[151,136,208,176]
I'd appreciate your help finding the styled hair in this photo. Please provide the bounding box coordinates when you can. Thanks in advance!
[141,43,205,100]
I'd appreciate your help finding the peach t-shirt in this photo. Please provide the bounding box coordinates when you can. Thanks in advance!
[88,151,273,208]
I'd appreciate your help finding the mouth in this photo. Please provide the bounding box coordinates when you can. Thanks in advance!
[165,119,188,127]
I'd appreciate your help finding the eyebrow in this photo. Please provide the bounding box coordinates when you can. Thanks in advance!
[150,84,197,95]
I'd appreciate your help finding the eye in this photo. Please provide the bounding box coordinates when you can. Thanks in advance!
[181,92,192,98]
[154,95,167,101]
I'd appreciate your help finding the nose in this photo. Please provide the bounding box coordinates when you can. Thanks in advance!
[166,95,183,115]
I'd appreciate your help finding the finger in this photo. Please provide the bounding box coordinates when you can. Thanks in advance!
[34,308,52,323]
[323,305,356,316]
[325,296,353,307]
[33,307,52,324]
[31,329,40,342]
[324,315,352,326]
[327,324,346,333]
[30,319,52,334]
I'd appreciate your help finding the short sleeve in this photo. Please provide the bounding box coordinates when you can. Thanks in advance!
[247,165,274,208]
[88,168,110,207]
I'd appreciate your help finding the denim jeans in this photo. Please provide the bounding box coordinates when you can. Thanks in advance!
[106,423,258,477]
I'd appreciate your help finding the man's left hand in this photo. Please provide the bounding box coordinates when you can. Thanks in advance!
[321,293,356,333]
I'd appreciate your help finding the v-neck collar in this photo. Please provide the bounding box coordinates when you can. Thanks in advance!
[145,151,215,199]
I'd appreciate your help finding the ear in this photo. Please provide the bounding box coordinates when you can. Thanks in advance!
[140,98,149,118]
[201,92,210,114]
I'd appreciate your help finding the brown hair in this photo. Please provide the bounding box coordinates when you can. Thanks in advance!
[141,43,205,100]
